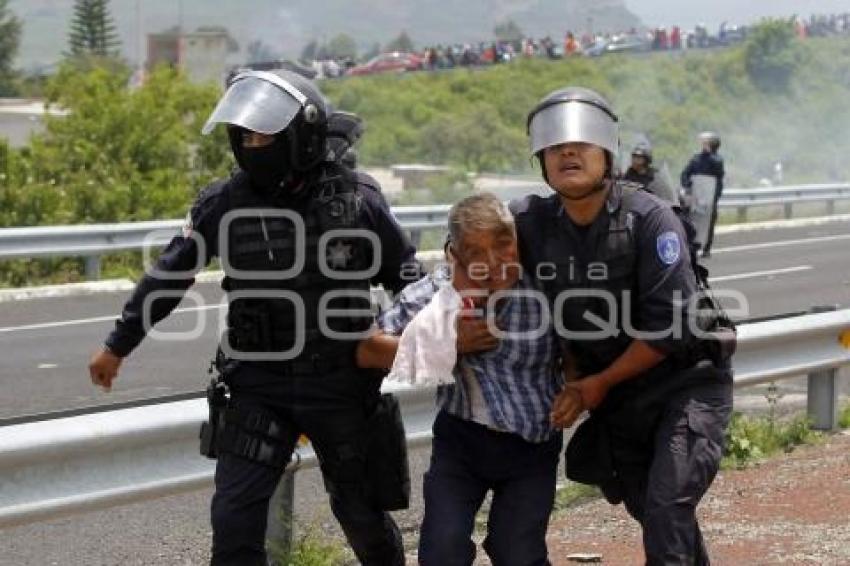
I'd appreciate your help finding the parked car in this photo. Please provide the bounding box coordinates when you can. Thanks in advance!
[347,52,423,76]
[605,34,651,54]
[583,39,610,57]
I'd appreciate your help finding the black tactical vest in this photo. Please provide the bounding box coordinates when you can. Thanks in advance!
[532,185,640,377]
[221,164,374,367]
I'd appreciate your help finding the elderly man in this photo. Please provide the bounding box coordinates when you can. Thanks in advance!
[357,192,563,566]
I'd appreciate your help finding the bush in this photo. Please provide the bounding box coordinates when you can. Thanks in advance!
[722,411,821,469]
[743,19,804,92]
[839,401,850,429]
[268,529,349,566]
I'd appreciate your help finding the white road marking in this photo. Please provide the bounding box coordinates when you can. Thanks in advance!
[714,234,850,254]
[709,265,813,283]
[37,363,58,369]
[0,305,224,334]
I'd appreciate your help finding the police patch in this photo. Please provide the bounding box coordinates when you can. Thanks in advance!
[656,231,681,265]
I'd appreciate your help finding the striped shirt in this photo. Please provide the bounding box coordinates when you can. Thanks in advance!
[378,269,562,443]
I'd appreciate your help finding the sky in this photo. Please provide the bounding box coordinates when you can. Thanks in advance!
[624,0,850,29]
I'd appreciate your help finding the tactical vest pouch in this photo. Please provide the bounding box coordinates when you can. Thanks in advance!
[215,402,295,468]
[364,393,411,511]
[565,414,623,504]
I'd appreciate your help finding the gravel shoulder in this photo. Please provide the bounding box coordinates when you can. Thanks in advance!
[542,431,850,566]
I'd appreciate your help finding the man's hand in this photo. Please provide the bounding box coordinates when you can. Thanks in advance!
[550,374,612,429]
[89,348,123,392]
[571,374,611,410]
[456,318,498,354]
[550,385,584,429]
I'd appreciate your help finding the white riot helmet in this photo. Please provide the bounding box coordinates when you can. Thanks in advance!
[526,87,619,189]
[527,86,619,158]
[698,131,721,152]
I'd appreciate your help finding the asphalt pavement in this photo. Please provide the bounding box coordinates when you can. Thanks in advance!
[1,217,848,420]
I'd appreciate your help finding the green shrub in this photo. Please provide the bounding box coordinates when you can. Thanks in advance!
[839,400,850,429]
[722,411,821,469]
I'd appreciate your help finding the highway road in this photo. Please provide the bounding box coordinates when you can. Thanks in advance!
[0,217,848,564]
[1,217,849,420]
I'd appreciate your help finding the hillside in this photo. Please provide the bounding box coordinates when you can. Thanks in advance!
[9,0,642,69]
[320,30,850,186]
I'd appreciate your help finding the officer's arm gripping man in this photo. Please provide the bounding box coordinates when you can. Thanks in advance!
[89,182,225,391]
[551,204,698,428]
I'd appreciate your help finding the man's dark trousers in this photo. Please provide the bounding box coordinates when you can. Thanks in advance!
[418,411,562,566]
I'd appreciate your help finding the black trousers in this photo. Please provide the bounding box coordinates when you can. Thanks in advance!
[611,382,732,566]
[209,364,404,566]
[418,411,562,566]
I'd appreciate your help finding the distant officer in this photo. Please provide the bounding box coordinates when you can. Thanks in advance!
[622,142,678,204]
[680,132,724,257]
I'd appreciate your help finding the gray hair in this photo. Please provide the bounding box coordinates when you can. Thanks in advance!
[448,192,515,250]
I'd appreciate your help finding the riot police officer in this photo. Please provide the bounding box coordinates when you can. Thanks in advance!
[88,69,416,566]
[680,132,725,257]
[511,87,733,565]
[622,142,677,204]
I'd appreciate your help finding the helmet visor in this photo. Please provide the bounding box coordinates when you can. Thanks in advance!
[202,71,307,136]
[529,101,619,156]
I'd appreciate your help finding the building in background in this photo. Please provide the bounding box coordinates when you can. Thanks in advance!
[0,99,67,148]
[147,26,238,85]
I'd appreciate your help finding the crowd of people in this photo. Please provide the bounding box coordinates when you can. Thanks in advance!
[304,11,850,78]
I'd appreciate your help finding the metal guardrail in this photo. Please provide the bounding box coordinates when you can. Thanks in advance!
[719,183,850,222]
[0,184,847,279]
[1,309,849,534]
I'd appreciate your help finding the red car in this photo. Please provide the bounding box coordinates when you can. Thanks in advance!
[347,52,423,76]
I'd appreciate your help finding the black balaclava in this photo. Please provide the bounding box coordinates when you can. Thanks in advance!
[228,126,296,193]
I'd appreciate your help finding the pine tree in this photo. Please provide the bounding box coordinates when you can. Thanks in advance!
[67,0,121,58]
[0,0,22,95]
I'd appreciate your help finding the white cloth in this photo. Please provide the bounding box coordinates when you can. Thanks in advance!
[386,283,460,386]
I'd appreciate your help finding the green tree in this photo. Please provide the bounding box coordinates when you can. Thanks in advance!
[384,31,415,53]
[18,63,231,225]
[246,40,278,64]
[494,19,524,43]
[743,19,802,92]
[0,0,22,95]
[324,33,358,61]
[67,0,121,59]
[300,39,319,62]
[421,105,527,172]
[362,42,381,61]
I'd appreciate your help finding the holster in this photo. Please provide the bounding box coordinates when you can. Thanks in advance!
[363,393,411,511]
[199,376,229,459]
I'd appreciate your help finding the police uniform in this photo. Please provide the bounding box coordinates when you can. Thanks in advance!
[521,87,733,565]
[102,70,416,566]
[680,144,724,255]
[513,183,732,565]
[623,165,677,204]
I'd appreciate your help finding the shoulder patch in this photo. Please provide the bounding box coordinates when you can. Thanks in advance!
[656,231,681,266]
